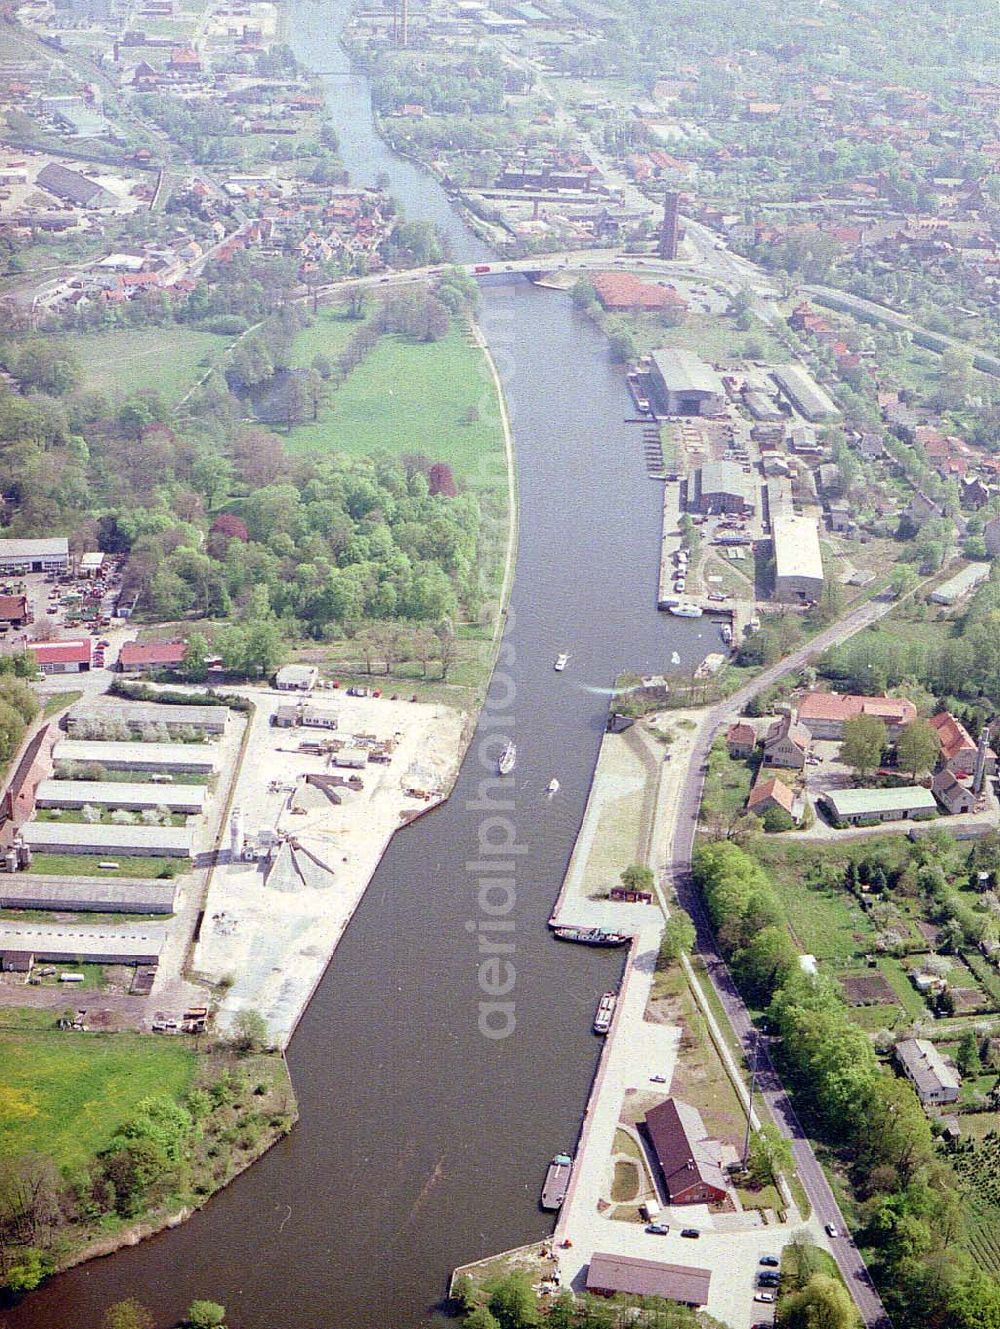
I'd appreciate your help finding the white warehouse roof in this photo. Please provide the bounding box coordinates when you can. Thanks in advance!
[22,820,193,856]
[67,700,228,732]
[773,514,824,583]
[0,921,166,962]
[53,739,217,771]
[35,780,206,814]
[650,347,724,397]
[0,538,69,559]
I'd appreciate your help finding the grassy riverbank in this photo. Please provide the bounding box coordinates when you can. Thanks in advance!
[0,1028,296,1294]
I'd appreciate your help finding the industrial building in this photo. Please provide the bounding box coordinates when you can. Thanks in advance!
[586,1254,711,1308]
[52,739,217,774]
[275,664,319,692]
[28,639,91,674]
[928,562,991,606]
[0,537,69,573]
[820,786,937,826]
[21,821,193,858]
[66,700,229,738]
[118,640,187,673]
[648,349,725,416]
[692,461,755,515]
[796,692,917,740]
[0,875,177,914]
[771,364,840,421]
[772,514,824,602]
[0,922,166,969]
[35,779,206,815]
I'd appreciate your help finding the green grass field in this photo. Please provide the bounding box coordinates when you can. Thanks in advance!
[73,328,233,404]
[26,853,182,878]
[285,321,507,492]
[290,305,373,368]
[0,1032,197,1170]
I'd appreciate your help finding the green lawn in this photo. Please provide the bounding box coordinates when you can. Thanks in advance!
[290,305,373,368]
[0,1032,197,1170]
[73,328,234,403]
[43,691,83,719]
[26,853,183,879]
[285,321,508,492]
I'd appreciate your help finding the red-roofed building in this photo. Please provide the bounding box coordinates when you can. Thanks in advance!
[28,639,91,674]
[797,691,917,739]
[0,594,30,626]
[591,271,688,313]
[725,722,756,758]
[748,774,797,819]
[118,640,186,673]
[929,711,989,777]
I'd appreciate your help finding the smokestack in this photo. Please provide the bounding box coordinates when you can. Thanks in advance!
[973,725,991,795]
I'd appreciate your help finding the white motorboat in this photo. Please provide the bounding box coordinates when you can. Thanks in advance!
[546,778,560,796]
[554,653,569,671]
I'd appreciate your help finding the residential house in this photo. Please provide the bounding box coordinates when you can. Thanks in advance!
[274,664,319,692]
[932,769,977,815]
[725,722,756,759]
[748,774,797,821]
[929,711,978,776]
[895,1038,960,1106]
[763,713,810,768]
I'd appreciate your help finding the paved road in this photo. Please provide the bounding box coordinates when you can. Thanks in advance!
[667,595,902,1329]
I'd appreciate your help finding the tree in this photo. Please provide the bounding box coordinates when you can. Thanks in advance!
[781,1272,859,1329]
[464,1309,502,1329]
[763,805,796,833]
[957,1029,981,1077]
[840,713,888,783]
[659,912,695,964]
[185,1301,227,1329]
[890,564,919,599]
[746,1123,792,1188]
[436,618,457,680]
[103,1299,155,1329]
[230,1008,269,1055]
[896,719,940,780]
[182,632,210,683]
[486,1271,540,1328]
[620,863,654,894]
[117,399,154,443]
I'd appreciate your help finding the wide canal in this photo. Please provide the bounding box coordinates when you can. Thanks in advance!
[7,3,711,1324]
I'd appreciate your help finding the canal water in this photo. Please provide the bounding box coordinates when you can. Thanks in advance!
[7,5,712,1326]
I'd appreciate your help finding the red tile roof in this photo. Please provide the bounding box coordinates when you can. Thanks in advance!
[29,639,91,666]
[591,271,688,312]
[797,692,917,727]
[748,774,796,814]
[119,639,186,669]
[0,594,28,621]
[930,711,974,763]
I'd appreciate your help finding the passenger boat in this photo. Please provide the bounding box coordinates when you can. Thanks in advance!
[593,991,617,1035]
[541,1154,573,1210]
[554,652,569,671]
[669,602,703,619]
[546,778,560,796]
[551,925,630,947]
[497,739,516,776]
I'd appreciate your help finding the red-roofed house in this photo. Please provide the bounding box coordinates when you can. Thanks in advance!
[929,712,991,777]
[645,1098,728,1205]
[28,639,91,674]
[726,722,756,758]
[748,774,797,819]
[118,640,187,673]
[797,692,917,740]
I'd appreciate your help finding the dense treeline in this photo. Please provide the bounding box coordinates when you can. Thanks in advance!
[820,565,1000,712]
[692,841,1000,1329]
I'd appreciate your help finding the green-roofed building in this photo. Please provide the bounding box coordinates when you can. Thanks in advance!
[821,786,937,826]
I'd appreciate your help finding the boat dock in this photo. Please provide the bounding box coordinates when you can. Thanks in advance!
[656,480,683,609]
[541,1154,573,1210]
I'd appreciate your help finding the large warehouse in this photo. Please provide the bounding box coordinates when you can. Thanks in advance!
[649,349,725,416]
[0,537,69,573]
[772,514,824,602]
[771,364,840,421]
[0,875,178,914]
[35,779,206,815]
[52,739,217,775]
[693,461,755,515]
[66,700,229,738]
[21,821,193,858]
[0,921,166,969]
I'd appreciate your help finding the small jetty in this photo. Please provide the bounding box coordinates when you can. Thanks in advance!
[541,1153,573,1210]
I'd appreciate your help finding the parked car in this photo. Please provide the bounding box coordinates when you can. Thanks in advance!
[758,1255,780,1267]
[681,1228,700,1239]
[754,1292,776,1304]
[825,1223,839,1238]
[645,1223,669,1236]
